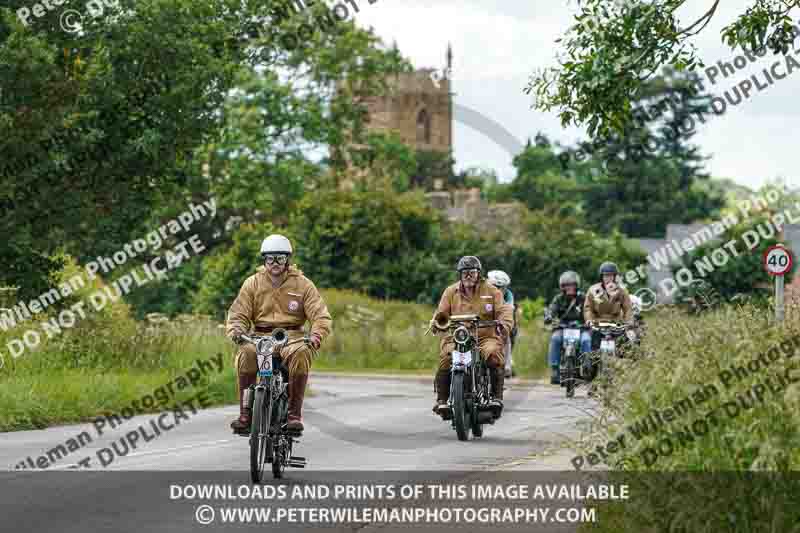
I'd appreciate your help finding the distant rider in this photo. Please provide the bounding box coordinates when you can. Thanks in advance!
[487,270,519,378]
[430,256,513,417]
[544,271,591,385]
[226,234,333,435]
[584,262,633,327]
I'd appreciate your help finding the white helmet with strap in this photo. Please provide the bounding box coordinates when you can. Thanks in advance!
[260,234,293,256]
[487,270,511,288]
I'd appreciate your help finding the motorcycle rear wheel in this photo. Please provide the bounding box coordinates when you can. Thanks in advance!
[250,387,271,484]
[452,372,471,441]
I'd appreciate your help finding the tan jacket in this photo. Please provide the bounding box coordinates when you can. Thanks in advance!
[226,265,333,342]
[584,282,633,323]
[433,280,514,340]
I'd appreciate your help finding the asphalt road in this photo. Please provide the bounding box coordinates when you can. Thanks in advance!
[1,374,591,472]
[1,374,595,533]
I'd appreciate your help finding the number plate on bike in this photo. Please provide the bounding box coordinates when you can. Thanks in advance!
[600,339,615,352]
[564,328,581,341]
[451,350,471,367]
[257,352,273,377]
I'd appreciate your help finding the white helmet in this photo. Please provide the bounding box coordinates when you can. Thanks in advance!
[260,234,293,256]
[487,270,511,288]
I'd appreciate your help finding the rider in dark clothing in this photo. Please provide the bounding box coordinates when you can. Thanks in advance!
[544,271,592,385]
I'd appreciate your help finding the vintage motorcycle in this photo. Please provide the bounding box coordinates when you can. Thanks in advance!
[587,321,636,388]
[432,313,502,441]
[239,330,310,482]
[553,320,589,398]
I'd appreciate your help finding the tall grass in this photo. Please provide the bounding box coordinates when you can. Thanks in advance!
[580,304,800,532]
[316,289,550,376]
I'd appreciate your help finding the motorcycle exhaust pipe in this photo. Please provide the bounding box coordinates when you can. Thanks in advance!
[243,386,255,410]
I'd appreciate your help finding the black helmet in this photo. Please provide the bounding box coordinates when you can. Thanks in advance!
[457,256,482,272]
[598,262,619,277]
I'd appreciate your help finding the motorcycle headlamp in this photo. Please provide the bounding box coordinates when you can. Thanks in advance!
[257,338,275,354]
[453,326,470,344]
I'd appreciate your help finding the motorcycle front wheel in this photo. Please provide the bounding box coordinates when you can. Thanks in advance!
[564,346,576,399]
[471,366,485,438]
[271,391,289,479]
[451,372,471,441]
[250,387,271,484]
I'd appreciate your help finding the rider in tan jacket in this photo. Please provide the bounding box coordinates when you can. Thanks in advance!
[430,256,513,418]
[584,262,633,323]
[226,234,332,434]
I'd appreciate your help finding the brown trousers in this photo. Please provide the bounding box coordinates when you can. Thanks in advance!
[437,337,504,372]
[235,341,314,378]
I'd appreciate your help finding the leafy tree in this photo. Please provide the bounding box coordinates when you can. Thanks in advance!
[564,73,725,237]
[347,132,417,192]
[487,209,647,301]
[1,0,408,305]
[526,0,799,137]
[409,149,455,190]
[288,189,446,301]
[510,136,583,215]
[192,222,282,319]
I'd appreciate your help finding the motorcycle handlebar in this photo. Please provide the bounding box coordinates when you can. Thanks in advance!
[239,333,310,347]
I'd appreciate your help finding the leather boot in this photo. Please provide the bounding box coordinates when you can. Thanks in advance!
[489,368,504,416]
[286,373,308,433]
[433,370,451,418]
[231,374,256,434]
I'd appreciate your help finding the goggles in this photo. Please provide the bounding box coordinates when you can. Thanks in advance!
[264,254,288,265]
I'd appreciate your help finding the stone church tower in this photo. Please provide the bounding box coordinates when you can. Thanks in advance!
[361,45,453,156]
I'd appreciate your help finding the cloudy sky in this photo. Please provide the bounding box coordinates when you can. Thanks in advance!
[351,0,798,191]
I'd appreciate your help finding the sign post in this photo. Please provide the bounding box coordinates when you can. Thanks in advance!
[763,244,794,324]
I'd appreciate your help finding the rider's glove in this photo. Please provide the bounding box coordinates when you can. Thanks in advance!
[231,332,246,345]
[543,315,553,325]
[309,333,322,350]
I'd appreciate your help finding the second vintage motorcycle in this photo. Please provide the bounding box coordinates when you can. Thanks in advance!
[432,313,503,441]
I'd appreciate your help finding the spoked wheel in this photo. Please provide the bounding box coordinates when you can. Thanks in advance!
[451,373,471,441]
[250,387,271,484]
[271,395,289,479]
[471,369,485,438]
[564,347,576,399]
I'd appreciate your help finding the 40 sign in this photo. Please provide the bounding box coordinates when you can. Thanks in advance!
[764,245,794,276]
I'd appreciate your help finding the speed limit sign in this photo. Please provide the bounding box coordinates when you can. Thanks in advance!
[763,245,793,276]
